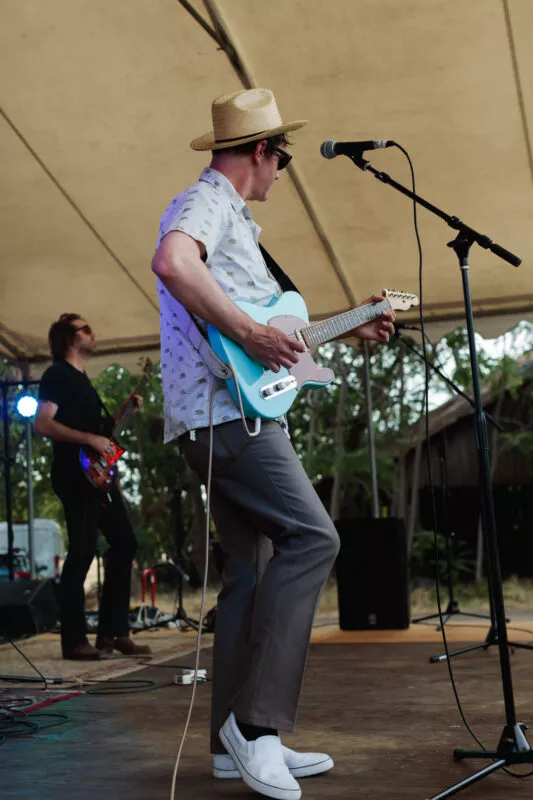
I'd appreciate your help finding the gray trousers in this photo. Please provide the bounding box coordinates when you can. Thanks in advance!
[179,419,340,754]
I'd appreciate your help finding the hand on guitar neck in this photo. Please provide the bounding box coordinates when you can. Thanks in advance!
[332,294,396,343]
[80,359,152,491]
[241,293,395,370]
[113,391,144,422]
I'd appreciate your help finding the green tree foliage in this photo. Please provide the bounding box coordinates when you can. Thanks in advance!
[1,321,532,578]
[92,363,207,571]
[410,529,475,585]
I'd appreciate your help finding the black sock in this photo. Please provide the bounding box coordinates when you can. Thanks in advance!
[236,718,278,741]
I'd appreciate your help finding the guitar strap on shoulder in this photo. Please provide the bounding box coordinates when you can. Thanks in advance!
[259,244,301,295]
[171,302,233,380]
[90,385,116,435]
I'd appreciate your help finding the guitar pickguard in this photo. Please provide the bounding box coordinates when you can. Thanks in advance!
[208,288,418,420]
[267,314,335,388]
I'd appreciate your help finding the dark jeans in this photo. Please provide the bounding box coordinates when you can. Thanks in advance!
[53,473,137,647]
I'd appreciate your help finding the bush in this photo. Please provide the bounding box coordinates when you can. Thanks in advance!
[410,530,475,584]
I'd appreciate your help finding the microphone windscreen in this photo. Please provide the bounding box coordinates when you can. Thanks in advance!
[320,139,337,159]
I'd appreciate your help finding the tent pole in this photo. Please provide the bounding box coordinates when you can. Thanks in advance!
[1,381,15,581]
[182,0,359,311]
[22,363,35,580]
[25,417,35,579]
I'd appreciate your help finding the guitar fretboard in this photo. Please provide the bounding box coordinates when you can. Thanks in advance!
[113,408,135,440]
[112,372,150,439]
[300,298,390,349]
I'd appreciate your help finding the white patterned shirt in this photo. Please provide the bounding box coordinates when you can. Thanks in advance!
[156,168,282,443]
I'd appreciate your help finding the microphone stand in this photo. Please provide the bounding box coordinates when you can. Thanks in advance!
[399,334,494,619]
[399,331,529,663]
[346,151,532,797]
[410,427,493,631]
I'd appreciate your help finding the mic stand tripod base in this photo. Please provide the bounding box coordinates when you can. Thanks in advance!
[430,623,533,664]
[427,724,533,800]
[173,605,200,632]
[413,601,493,631]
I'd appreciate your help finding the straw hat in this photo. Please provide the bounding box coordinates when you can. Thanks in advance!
[190,88,307,151]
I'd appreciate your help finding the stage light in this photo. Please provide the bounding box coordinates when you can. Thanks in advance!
[16,394,38,418]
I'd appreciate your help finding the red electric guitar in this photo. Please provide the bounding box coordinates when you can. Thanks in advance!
[79,359,153,490]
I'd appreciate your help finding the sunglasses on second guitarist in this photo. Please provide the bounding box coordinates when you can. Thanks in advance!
[74,323,92,336]
[58,313,93,338]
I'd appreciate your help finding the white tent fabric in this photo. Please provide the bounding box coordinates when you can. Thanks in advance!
[1,0,532,376]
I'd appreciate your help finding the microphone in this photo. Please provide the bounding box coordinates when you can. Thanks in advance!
[320,139,395,159]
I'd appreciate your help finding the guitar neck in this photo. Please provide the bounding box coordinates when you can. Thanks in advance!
[300,298,391,348]
[112,409,134,440]
[111,372,150,440]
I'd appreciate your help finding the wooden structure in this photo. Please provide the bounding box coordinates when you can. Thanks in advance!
[400,355,533,577]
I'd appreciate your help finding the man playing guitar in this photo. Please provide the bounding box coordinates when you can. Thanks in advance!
[152,88,395,799]
[35,313,151,660]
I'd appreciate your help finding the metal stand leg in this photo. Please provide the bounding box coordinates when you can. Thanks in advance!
[425,234,533,798]
[412,432,495,639]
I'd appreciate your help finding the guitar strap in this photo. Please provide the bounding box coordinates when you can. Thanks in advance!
[171,304,233,380]
[172,244,299,380]
[90,385,116,436]
[259,244,301,294]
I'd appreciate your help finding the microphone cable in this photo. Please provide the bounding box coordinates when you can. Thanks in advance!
[395,143,533,780]
[169,377,215,800]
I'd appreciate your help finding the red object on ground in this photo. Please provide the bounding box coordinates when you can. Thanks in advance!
[141,568,157,607]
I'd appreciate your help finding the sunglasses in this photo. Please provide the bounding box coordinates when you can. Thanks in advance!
[271,146,292,171]
[74,324,92,335]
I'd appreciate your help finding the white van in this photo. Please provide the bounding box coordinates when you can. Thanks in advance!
[0,519,64,580]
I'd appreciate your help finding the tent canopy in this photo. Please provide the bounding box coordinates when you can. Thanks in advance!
[1,0,532,376]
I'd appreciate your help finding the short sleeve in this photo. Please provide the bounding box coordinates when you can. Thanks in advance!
[158,183,226,261]
[38,366,65,407]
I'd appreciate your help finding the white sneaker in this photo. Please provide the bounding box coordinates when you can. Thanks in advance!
[213,745,334,779]
[219,711,302,800]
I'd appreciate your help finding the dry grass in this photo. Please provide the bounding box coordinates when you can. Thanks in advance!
[87,576,533,621]
[411,576,533,614]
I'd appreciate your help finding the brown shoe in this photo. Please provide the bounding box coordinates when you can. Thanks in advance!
[62,642,103,660]
[95,635,152,656]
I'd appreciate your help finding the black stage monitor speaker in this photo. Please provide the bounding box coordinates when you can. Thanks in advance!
[335,517,409,630]
[0,579,59,639]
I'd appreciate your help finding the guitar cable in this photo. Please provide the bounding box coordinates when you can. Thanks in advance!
[169,378,215,800]
[169,366,262,800]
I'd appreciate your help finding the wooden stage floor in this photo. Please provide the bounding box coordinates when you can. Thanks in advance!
[2,621,533,799]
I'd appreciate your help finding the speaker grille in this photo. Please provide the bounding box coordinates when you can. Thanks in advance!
[0,580,59,639]
[335,518,410,630]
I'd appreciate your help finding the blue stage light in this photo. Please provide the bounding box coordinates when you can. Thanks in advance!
[16,394,38,418]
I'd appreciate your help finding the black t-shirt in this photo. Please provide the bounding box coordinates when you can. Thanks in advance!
[38,361,112,480]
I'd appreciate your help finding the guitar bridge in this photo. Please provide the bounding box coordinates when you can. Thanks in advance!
[260,375,297,400]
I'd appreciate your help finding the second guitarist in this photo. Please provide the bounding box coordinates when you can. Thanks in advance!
[35,313,151,660]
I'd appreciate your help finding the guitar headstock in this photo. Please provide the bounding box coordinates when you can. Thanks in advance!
[138,357,154,377]
[382,288,419,311]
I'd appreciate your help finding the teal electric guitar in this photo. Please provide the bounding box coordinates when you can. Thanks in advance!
[208,289,419,420]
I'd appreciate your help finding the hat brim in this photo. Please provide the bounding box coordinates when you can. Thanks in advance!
[189,120,307,151]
